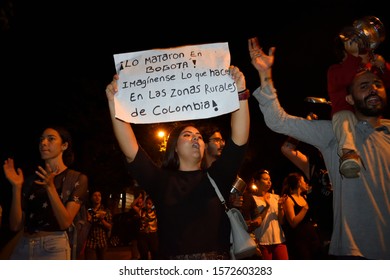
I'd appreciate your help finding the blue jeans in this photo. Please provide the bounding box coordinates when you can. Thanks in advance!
[10,231,71,260]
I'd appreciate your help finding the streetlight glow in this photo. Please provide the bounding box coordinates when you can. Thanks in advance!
[157,130,166,139]
[157,130,167,152]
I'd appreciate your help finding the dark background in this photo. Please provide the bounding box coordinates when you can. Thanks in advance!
[1,1,390,208]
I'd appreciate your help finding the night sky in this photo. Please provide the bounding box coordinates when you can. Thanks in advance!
[1,1,390,201]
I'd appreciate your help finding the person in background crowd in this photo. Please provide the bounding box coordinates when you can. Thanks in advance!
[281,172,324,259]
[241,169,288,260]
[105,65,250,259]
[127,190,144,260]
[85,190,112,260]
[249,36,390,259]
[138,195,159,260]
[200,123,226,170]
[200,123,244,208]
[280,114,333,253]
[2,126,88,260]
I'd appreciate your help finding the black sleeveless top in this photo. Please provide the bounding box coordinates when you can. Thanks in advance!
[283,194,323,259]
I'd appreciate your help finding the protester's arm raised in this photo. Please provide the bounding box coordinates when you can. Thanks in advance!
[229,65,250,146]
[248,37,275,88]
[106,74,139,163]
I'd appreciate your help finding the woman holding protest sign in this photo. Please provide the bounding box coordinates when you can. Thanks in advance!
[105,64,250,259]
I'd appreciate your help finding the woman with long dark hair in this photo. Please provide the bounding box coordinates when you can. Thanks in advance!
[105,65,250,259]
[3,126,88,259]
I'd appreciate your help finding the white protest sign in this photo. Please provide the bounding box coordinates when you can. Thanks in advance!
[113,42,239,124]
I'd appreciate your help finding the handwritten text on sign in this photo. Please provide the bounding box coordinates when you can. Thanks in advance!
[113,42,239,124]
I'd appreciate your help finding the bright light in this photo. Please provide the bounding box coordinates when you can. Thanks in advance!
[250,184,258,193]
[157,130,166,139]
[157,130,167,152]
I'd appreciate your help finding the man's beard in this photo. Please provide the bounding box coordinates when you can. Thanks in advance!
[354,94,387,117]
